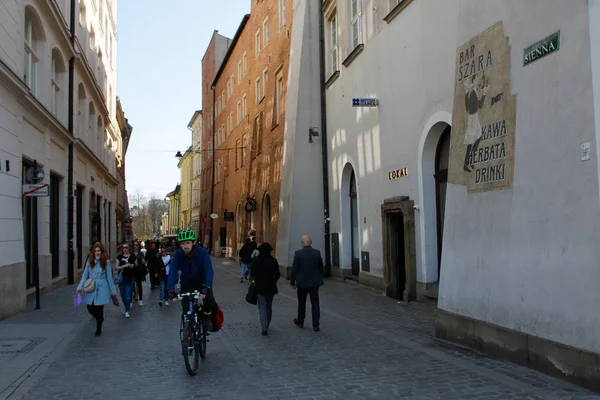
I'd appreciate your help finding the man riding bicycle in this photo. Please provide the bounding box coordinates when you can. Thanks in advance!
[167,229,215,328]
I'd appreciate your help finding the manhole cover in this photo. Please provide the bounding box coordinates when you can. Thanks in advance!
[0,339,43,354]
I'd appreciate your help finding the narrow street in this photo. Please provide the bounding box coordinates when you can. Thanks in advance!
[1,258,598,400]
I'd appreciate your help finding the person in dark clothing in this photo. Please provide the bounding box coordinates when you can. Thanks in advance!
[146,242,160,290]
[291,235,324,332]
[238,237,257,283]
[132,241,146,306]
[156,247,171,306]
[250,242,280,336]
[116,243,137,318]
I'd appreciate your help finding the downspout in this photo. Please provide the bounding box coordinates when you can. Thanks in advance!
[318,7,332,276]
[67,0,76,284]
[209,86,216,254]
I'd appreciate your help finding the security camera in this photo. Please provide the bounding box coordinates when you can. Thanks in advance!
[413,205,420,211]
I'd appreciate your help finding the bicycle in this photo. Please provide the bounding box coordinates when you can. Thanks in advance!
[176,290,209,375]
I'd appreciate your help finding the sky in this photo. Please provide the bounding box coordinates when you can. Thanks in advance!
[116,0,250,201]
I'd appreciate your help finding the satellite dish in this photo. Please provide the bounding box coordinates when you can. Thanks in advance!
[210,213,219,219]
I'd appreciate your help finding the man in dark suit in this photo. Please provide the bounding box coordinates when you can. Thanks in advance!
[291,235,324,332]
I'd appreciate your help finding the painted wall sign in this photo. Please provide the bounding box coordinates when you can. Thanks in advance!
[448,21,517,193]
[523,31,560,66]
[389,168,408,180]
[352,98,379,107]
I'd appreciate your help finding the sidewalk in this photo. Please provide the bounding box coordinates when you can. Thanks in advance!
[0,284,89,400]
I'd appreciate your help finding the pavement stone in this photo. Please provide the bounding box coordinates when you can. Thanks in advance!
[1,257,598,400]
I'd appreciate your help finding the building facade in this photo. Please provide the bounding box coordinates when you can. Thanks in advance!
[208,0,293,258]
[0,0,120,320]
[177,147,193,231]
[199,31,232,249]
[321,0,600,389]
[115,97,133,246]
[188,110,202,238]
[166,185,180,234]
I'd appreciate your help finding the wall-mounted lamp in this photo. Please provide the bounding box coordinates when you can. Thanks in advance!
[309,127,319,143]
[175,151,183,158]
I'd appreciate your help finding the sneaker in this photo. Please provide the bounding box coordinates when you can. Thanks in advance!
[159,301,163,307]
[130,303,133,309]
[165,301,169,306]
[293,318,303,328]
[240,278,243,283]
[125,311,130,318]
[138,300,144,306]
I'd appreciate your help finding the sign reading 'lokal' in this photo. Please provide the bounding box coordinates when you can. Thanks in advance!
[523,30,560,66]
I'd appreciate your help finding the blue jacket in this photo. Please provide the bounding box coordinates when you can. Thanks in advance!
[77,261,117,306]
[167,246,214,291]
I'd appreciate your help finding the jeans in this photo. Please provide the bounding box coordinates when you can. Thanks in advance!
[119,280,134,312]
[240,262,250,278]
[257,293,274,332]
[296,287,320,328]
[159,281,166,302]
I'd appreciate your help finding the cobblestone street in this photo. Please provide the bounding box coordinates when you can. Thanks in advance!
[3,258,598,400]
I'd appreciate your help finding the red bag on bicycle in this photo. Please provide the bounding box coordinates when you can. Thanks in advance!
[212,306,224,332]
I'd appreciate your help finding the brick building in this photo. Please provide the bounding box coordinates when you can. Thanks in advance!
[199,31,231,246]
[203,0,292,256]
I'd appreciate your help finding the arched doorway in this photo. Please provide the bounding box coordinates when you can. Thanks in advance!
[341,163,360,277]
[434,126,451,276]
[262,193,271,243]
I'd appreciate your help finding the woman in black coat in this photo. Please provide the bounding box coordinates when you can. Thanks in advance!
[250,242,280,336]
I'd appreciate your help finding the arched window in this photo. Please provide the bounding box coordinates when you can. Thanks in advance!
[88,101,95,133]
[77,83,87,136]
[79,1,86,27]
[262,193,271,243]
[51,49,66,117]
[24,7,45,94]
[97,115,104,152]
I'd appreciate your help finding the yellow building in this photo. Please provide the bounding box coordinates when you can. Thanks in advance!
[166,185,180,234]
[177,147,193,231]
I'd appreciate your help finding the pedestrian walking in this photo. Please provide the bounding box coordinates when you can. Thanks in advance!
[116,242,136,318]
[157,247,171,306]
[290,235,324,332]
[238,237,257,283]
[132,241,146,306]
[250,242,280,336]
[146,242,160,290]
[76,242,117,336]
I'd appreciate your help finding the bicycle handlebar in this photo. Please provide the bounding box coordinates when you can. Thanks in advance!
[176,291,202,301]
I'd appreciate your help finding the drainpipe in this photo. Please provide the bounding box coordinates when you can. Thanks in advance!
[318,7,331,276]
[209,86,216,255]
[67,0,76,284]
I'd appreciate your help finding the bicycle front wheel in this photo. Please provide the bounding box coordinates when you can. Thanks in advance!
[182,320,199,376]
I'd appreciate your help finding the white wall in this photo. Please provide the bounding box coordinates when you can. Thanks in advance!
[326,0,457,279]
[438,0,600,355]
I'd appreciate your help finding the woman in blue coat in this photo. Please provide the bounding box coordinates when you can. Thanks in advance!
[76,242,117,336]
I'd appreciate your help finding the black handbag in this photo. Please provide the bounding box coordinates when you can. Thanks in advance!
[245,282,257,305]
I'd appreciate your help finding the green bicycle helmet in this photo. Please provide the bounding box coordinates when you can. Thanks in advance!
[177,229,196,243]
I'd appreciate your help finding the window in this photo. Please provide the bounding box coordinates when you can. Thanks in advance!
[242,134,247,167]
[79,1,86,27]
[237,60,243,83]
[255,77,261,103]
[243,51,248,75]
[275,73,283,125]
[279,0,286,30]
[255,30,261,57]
[329,13,338,73]
[262,68,268,101]
[237,101,242,124]
[51,50,65,116]
[235,139,241,169]
[90,27,96,50]
[221,123,225,141]
[24,11,40,93]
[242,94,247,116]
[350,0,362,49]
[228,113,232,135]
[263,18,269,46]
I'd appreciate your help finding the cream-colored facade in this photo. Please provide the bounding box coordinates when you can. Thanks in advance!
[0,0,120,320]
[166,185,180,234]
